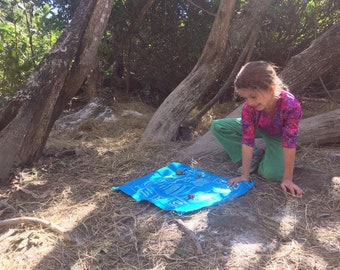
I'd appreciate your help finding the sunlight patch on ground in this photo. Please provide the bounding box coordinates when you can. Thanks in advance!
[273,204,299,237]
[141,222,183,259]
[314,226,340,252]
[39,189,102,232]
[225,233,264,268]
[0,229,57,270]
[181,211,209,232]
[264,240,328,269]
[278,213,298,237]
[331,176,340,196]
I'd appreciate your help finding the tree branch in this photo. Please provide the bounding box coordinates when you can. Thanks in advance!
[189,26,260,126]
[175,218,203,255]
[187,0,216,17]
[0,216,77,244]
[319,76,339,106]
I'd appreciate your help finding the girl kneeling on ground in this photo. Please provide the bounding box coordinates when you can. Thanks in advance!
[210,61,304,197]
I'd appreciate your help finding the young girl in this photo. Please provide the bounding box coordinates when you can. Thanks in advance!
[210,61,304,197]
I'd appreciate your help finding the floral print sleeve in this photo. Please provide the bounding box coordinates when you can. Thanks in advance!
[241,90,302,148]
[241,104,257,148]
[281,93,302,148]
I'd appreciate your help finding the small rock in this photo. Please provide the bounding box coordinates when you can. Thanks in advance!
[327,152,340,162]
[196,173,203,179]
[176,169,185,175]
[188,194,195,199]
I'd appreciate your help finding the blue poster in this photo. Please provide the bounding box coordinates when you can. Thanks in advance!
[112,162,256,215]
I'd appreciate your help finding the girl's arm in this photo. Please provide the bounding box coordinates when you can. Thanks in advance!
[241,144,254,179]
[228,144,253,186]
[280,147,304,197]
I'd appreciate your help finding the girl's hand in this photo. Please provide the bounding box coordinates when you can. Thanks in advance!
[228,175,248,187]
[280,180,304,197]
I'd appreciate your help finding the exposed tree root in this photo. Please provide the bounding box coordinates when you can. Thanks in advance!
[175,218,203,255]
[0,216,77,244]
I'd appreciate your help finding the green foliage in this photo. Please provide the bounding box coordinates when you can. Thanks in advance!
[255,0,340,65]
[100,0,339,105]
[101,0,219,105]
[0,0,61,98]
[0,0,338,104]
[34,0,80,28]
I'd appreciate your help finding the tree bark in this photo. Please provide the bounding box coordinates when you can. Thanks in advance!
[190,27,260,125]
[50,0,114,124]
[298,109,340,145]
[86,55,100,101]
[141,0,273,143]
[178,106,243,162]
[178,107,340,162]
[0,0,114,183]
[280,20,340,94]
[141,0,235,142]
[178,20,340,162]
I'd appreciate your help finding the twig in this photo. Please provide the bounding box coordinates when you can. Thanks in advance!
[16,187,56,199]
[0,228,17,243]
[187,0,216,17]
[319,77,339,106]
[0,200,17,213]
[301,97,329,103]
[0,216,77,244]
[175,219,203,255]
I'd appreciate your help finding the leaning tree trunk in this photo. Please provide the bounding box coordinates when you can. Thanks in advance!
[178,107,340,162]
[141,0,273,143]
[178,20,340,162]
[0,0,114,183]
[280,20,340,94]
[51,0,114,122]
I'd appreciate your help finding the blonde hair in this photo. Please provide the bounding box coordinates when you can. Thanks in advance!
[234,61,286,97]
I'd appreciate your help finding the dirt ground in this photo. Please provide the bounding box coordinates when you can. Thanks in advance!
[0,100,339,270]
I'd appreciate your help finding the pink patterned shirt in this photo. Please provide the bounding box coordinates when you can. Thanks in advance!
[241,90,302,148]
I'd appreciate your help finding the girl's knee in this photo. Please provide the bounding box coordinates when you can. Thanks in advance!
[210,119,226,136]
[258,164,283,181]
[211,118,239,131]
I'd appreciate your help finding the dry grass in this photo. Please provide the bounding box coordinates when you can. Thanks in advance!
[0,99,340,270]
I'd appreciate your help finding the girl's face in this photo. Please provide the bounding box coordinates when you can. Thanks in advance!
[238,88,276,113]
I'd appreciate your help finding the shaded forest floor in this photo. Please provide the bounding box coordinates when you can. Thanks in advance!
[0,98,340,270]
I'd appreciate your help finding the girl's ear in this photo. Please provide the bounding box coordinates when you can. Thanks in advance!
[268,83,278,94]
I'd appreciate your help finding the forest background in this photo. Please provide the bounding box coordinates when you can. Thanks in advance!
[1,0,339,106]
[0,1,340,269]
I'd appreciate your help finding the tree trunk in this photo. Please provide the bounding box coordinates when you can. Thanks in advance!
[140,0,236,142]
[141,0,273,143]
[298,109,340,145]
[178,20,340,162]
[178,107,340,162]
[190,27,260,125]
[0,0,114,183]
[280,20,340,94]
[221,0,273,72]
[178,106,243,162]
[86,55,100,101]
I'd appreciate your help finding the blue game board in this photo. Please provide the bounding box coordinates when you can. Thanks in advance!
[112,162,256,215]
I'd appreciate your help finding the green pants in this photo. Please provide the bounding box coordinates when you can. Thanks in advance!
[210,118,283,180]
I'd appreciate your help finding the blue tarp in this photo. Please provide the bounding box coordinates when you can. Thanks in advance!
[112,162,256,215]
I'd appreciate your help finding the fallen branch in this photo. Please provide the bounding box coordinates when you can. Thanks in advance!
[0,216,77,244]
[0,200,17,213]
[175,219,203,255]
